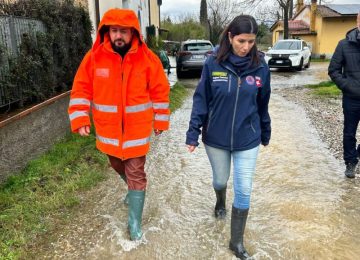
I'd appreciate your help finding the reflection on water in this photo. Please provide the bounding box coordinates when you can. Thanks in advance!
[271,62,330,89]
[87,90,360,260]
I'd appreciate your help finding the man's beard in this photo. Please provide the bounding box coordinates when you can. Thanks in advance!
[111,40,132,57]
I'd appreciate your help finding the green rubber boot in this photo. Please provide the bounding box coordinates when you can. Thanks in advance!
[128,190,145,241]
[119,174,129,205]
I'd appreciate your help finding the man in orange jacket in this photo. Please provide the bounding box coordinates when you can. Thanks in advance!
[68,9,170,241]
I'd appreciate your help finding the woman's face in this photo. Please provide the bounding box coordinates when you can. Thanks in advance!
[228,33,256,57]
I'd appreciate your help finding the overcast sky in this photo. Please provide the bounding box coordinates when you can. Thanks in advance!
[161,0,359,20]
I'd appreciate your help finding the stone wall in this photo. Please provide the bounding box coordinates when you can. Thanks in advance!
[0,92,70,182]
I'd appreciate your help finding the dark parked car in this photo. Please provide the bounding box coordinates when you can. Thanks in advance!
[176,39,213,78]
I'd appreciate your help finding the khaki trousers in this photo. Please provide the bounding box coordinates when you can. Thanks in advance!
[107,155,147,190]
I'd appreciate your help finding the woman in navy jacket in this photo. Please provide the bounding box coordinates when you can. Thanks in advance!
[186,15,271,259]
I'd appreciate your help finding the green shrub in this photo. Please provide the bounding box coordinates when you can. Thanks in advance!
[0,0,92,108]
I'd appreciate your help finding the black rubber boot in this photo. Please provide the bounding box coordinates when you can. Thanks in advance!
[345,163,357,178]
[229,206,251,259]
[214,187,226,219]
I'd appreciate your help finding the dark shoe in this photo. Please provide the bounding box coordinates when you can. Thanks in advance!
[229,206,251,259]
[345,163,356,178]
[128,190,145,240]
[214,187,226,219]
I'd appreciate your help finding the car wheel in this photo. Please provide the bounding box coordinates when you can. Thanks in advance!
[305,57,311,69]
[296,58,303,71]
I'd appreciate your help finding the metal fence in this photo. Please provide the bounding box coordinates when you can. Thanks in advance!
[0,15,46,108]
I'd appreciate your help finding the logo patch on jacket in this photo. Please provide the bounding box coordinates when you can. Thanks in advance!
[212,71,228,82]
[246,76,255,85]
[96,68,110,78]
[255,76,262,87]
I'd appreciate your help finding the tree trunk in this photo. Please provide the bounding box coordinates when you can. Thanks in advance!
[283,6,289,39]
[289,0,293,19]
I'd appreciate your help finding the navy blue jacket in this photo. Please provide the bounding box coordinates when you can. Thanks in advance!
[328,28,360,100]
[186,53,271,151]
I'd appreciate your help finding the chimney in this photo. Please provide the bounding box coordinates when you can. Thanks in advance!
[296,0,304,14]
[310,0,317,32]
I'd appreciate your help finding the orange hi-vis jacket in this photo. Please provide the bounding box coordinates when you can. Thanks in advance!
[68,9,170,160]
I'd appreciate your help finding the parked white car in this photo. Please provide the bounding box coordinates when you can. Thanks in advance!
[264,39,311,71]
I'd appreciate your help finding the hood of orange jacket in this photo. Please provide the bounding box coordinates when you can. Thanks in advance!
[93,9,143,52]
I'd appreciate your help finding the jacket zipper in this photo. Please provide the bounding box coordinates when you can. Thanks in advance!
[207,110,213,130]
[223,65,242,150]
[250,120,256,133]
[228,74,232,93]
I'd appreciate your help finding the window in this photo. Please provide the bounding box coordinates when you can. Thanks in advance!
[273,41,301,50]
[184,43,213,51]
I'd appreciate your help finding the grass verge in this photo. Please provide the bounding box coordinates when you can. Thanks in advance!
[169,82,189,111]
[0,82,189,259]
[305,81,341,98]
[311,58,330,62]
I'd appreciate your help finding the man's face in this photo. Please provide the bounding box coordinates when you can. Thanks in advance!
[357,12,360,30]
[109,26,133,48]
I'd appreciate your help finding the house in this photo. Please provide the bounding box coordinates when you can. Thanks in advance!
[82,0,162,41]
[270,0,360,58]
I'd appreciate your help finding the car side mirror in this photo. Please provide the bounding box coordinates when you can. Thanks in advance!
[303,46,309,50]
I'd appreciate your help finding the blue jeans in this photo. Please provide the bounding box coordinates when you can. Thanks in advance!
[342,96,360,165]
[205,145,259,210]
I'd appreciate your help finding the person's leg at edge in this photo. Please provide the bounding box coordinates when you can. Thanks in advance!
[205,145,231,219]
[124,156,147,241]
[108,155,129,204]
[229,145,259,259]
[342,96,360,178]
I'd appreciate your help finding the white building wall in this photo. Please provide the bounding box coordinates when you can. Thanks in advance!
[125,0,150,39]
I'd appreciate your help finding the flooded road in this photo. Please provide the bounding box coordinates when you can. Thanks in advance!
[40,61,360,259]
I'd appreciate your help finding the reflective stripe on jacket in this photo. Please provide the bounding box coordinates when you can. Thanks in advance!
[68,9,170,159]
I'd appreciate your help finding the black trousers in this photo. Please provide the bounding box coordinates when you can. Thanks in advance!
[342,96,360,165]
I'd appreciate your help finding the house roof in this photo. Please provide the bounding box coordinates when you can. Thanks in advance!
[316,5,341,17]
[272,4,360,32]
[270,20,309,32]
[293,4,360,20]
[326,4,360,16]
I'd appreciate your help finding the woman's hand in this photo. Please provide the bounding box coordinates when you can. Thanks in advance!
[187,145,196,153]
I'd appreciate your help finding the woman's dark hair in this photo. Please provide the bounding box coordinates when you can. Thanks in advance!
[216,15,260,66]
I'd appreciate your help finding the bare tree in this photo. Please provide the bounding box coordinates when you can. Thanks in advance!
[207,0,243,44]
[239,0,292,39]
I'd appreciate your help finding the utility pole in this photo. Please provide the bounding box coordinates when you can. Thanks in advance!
[95,0,100,29]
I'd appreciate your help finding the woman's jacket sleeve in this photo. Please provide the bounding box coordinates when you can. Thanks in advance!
[257,67,271,145]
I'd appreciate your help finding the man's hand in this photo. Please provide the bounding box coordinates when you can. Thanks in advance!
[187,145,196,153]
[154,129,163,136]
[78,125,90,136]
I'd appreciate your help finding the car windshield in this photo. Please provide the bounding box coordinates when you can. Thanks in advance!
[273,41,301,50]
[184,43,212,51]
